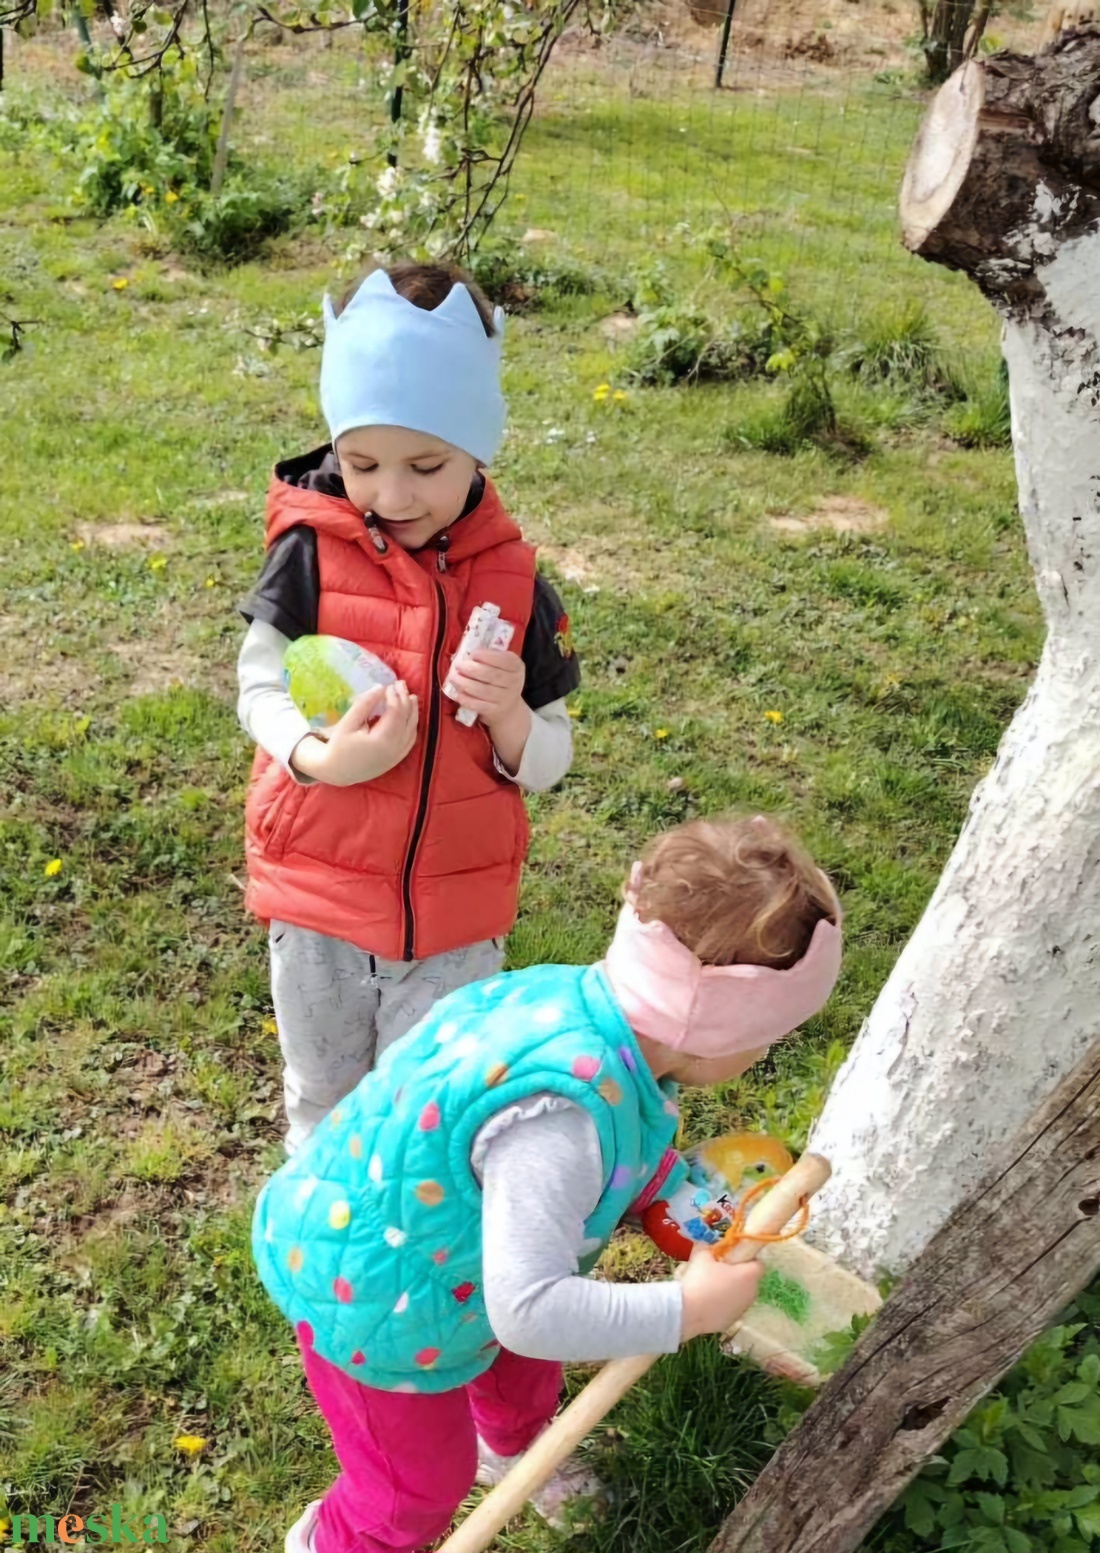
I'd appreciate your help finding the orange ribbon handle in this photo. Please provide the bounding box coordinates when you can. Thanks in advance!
[709,1174,811,1262]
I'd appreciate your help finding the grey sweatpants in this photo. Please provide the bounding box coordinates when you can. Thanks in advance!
[269,920,505,1153]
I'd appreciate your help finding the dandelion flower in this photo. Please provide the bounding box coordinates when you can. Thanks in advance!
[262,1017,278,1036]
[174,1435,207,1456]
[764,709,783,724]
[70,539,86,552]
[612,389,628,404]
[593,383,610,402]
[205,576,216,589]
[165,190,180,204]
[44,858,63,878]
[149,555,168,572]
[112,278,129,291]
[655,728,669,740]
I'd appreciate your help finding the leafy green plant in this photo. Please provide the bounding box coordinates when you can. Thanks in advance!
[622,257,780,386]
[624,235,874,456]
[41,56,307,264]
[868,1283,1100,1553]
[467,234,610,309]
[169,174,301,264]
[47,59,217,218]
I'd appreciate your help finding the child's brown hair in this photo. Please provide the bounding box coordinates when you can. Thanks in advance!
[632,815,838,971]
[335,261,498,338]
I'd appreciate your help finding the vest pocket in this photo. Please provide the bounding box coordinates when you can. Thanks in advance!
[258,777,308,862]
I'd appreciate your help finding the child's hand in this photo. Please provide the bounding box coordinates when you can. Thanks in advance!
[293,681,419,785]
[678,1244,764,1343]
[446,648,526,731]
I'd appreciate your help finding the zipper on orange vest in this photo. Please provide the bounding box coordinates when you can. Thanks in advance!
[401,578,447,961]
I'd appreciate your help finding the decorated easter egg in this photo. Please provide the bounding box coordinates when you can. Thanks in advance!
[283,635,397,730]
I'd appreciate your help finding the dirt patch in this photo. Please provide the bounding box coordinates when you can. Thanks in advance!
[0,614,90,707]
[600,311,641,343]
[537,544,603,587]
[77,521,171,549]
[64,1184,164,1248]
[769,495,889,535]
[119,644,204,698]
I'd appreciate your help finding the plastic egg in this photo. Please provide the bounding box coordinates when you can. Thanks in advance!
[283,635,397,730]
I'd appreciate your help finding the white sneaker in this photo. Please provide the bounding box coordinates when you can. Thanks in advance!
[285,1500,321,1553]
[475,1437,607,1531]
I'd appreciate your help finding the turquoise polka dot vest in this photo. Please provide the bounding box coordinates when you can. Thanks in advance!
[252,963,681,1393]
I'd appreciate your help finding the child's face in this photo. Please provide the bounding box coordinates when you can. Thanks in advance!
[336,426,480,551]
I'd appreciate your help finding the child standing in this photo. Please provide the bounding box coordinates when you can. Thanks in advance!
[252,814,843,1553]
[237,262,580,1152]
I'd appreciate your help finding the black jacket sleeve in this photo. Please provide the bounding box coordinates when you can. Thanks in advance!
[238,526,320,641]
[522,574,581,711]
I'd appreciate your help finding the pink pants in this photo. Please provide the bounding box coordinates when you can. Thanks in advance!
[299,1334,563,1553]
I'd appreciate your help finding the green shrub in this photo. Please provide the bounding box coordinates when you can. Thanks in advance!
[467,235,609,309]
[621,259,781,386]
[0,87,54,153]
[168,174,302,265]
[41,59,308,264]
[868,1281,1100,1553]
[48,63,217,218]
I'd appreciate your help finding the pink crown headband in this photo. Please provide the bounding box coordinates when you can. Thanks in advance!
[602,885,842,1059]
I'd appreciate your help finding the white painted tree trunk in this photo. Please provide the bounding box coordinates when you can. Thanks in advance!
[806,48,1100,1280]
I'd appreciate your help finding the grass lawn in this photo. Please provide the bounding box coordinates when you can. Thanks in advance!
[0,25,1084,1553]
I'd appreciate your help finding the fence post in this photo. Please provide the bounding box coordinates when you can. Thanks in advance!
[715,0,737,87]
[386,0,410,169]
[211,27,250,198]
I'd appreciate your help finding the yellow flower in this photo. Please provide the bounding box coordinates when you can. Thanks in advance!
[174,1435,207,1456]
[612,389,629,404]
[262,1017,278,1035]
[205,576,216,588]
[592,383,610,402]
[112,277,129,291]
[655,728,669,740]
[764,710,784,724]
[165,190,180,204]
[70,539,86,551]
[44,858,63,878]
[149,555,168,572]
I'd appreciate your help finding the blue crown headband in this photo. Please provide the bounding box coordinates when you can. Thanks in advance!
[319,268,506,465]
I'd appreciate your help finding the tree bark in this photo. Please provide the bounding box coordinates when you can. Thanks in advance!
[708,1038,1100,1553]
[806,28,1100,1285]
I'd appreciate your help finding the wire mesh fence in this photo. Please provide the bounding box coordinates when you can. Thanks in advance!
[2,0,1041,355]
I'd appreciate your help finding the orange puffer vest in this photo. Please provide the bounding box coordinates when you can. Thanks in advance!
[244,472,536,962]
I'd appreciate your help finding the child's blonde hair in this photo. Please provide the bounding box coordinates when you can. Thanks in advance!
[631,814,838,970]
